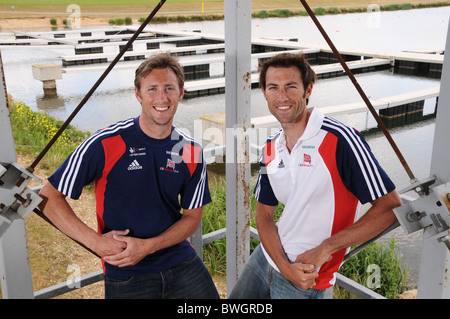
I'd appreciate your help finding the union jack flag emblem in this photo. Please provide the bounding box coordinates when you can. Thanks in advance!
[167,158,176,169]
[303,153,311,164]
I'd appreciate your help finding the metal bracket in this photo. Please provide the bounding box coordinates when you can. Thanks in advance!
[394,177,450,251]
[0,162,42,224]
[398,174,437,196]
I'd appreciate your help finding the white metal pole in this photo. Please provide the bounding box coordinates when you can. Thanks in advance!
[417,20,450,299]
[225,0,252,296]
[0,52,16,164]
[0,51,35,299]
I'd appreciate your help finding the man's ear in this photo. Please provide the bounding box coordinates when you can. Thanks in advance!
[135,86,142,104]
[261,87,267,100]
[305,82,313,99]
[179,87,184,102]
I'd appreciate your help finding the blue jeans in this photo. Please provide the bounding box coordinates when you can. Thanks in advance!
[104,252,219,299]
[229,245,327,299]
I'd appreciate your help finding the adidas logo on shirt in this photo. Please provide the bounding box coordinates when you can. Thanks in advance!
[127,159,143,170]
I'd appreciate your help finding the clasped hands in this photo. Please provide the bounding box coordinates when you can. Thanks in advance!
[282,245,333,290]
[94,229,154,268]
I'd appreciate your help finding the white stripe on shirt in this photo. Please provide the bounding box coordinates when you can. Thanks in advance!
[58,118,135,198]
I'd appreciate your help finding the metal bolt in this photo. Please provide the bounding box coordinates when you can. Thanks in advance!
[407,211,426,222]
[438,235,450,252]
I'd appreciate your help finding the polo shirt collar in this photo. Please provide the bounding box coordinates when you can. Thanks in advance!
[278,107,324,148]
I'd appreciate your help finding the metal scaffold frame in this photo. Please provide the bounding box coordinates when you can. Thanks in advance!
[0,50,40,299]
[0,0,449,299]
[224,0,252,294]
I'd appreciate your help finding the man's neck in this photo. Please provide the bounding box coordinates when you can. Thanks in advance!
[282,108,312,153]
[139,117,173,140]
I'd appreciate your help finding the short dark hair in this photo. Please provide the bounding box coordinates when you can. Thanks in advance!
[134,52,184,92]
[259,52,317,91]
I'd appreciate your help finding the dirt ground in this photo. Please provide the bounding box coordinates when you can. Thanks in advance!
[0,16,113,31]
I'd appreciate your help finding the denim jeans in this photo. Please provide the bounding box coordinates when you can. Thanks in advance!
[229,245,328,299]
[104,252,219,299]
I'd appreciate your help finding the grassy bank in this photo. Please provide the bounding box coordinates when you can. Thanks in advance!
[7,98,410,298]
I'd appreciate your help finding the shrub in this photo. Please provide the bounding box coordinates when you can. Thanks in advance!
[124,17,132,25]
[400,3,412,10]
[388,4,400,11]
[326,7,340,14]
[254,10,268,18]
[314,7,326,15]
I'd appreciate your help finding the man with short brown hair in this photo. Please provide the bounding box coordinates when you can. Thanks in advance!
[39,53,218,299]
[230,52,402,299]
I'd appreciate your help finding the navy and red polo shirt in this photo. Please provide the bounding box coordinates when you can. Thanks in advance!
[48,117,211,277]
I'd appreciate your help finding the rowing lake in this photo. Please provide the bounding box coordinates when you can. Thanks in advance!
[2,6,450,287]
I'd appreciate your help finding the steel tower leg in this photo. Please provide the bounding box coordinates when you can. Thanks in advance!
[225,0,252,296]
[416,20,450,299]
[0,51,36,299]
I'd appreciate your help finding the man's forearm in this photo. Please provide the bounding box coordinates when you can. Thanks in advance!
[298,189,402,267]
[38,182,126,257]
[146,207,203,254]
[104,207,204,267]
[255,204,291,271]
[255,202,318,289]
[38,182,100,250]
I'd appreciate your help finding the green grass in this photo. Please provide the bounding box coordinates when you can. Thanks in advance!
[9,98,90,171]
[336,239,409,299]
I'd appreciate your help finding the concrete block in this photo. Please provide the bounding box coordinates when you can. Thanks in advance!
[200,112,225,145]
[32,64,62,81]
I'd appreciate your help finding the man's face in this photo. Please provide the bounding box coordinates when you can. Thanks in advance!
[135,67,184,129]
[262,66,313,126]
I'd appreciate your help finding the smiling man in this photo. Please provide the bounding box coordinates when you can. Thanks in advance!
[38,53,219,299]
[229,52,402,299]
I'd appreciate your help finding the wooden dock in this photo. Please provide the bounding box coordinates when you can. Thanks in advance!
[251,86,439,127]
[60,43,226,66]
[183,57,392,98]
[2,26,443,81]
[200,86,440,148]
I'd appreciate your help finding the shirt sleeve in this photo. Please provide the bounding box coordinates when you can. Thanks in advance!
[253,146,278,207]
[180,145,212,210]
[48,133,105,200]
[336,128,396,204]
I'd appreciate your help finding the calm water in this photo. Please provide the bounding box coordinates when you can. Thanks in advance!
[2,7,450,286]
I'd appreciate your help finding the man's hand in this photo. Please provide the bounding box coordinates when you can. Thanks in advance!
[103,207,204,268]
[295,245,333,270]
[280,262,318,290]
[94,229,129,257]
[102,234,156,267]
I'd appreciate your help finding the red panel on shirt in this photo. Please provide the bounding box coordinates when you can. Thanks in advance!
[95,135,126,234]
[95,135,126,272]
[182,143,201,177]
[316,132,359,289]
[264,140,276,167]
